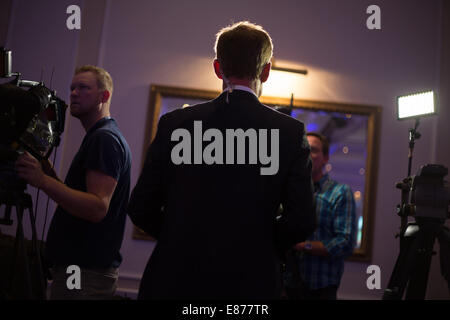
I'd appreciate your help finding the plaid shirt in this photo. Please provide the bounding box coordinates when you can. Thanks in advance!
[285,174,356,290]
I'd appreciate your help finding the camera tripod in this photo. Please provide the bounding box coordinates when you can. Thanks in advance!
[382,216,450,299]
[383,120,450,299]
[0,181,47,300]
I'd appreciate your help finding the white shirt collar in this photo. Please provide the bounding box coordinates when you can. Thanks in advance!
[223,85,258,98]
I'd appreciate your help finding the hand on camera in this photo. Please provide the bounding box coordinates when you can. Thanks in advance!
[40,158,58,178]
[15,151,46,188]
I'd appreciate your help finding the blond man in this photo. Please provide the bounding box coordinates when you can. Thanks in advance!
[16,66,131,299]
[128,22,315,299]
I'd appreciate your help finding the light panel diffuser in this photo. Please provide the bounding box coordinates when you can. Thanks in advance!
[397,91,436,120]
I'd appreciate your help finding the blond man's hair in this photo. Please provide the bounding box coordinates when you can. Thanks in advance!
[75,65,113,96]
[214,21,273,80]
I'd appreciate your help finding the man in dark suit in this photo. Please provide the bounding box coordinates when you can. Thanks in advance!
[128,21,316,299]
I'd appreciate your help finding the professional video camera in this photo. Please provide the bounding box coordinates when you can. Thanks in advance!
[383,91,450,299]
[0,47,67,299]
[397,164,449,221]
[0,47,67,192]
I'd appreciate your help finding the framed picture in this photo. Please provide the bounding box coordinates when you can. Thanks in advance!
[133,84,381,262]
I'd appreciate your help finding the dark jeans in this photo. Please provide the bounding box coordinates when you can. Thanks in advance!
[49,266,118,300]
[285,285,338,300]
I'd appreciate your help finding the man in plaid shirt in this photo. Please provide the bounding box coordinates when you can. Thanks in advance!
[285,132,356,300]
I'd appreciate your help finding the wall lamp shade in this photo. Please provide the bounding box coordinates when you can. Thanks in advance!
[271,58,308,75]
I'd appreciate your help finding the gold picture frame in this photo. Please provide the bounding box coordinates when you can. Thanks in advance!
[133,84,381,262]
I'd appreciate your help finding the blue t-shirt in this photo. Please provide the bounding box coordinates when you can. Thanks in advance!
[45,117,131,269]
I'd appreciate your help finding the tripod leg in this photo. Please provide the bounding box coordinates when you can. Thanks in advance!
[26,194,47,300]
[383,224,420,300]
[8,202,33,299]
[437,227,450,295]
[0,204,13,226]
[404,222,439,300]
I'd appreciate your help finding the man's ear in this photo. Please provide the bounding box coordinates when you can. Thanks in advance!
[101,90,110,103]
[260,62,271,83]
[213,59,223,79]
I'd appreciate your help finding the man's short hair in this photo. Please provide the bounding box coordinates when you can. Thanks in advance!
[75,65,113,96]
[214,21,273,80]
[307,132,330,158]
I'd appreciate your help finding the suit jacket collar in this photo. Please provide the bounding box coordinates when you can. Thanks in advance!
[223,85,258,98]
[215,89,260,105]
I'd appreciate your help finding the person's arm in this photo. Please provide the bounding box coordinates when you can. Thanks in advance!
[16,152,117,223]
[276,123,316,250]
[40,158,61,182]
[127,115,167,239]
[298,186,356,259]
[323,185,356,259]
[294,185,356,258]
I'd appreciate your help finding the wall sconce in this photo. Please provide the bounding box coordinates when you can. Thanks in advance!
[264,58,308,97]
[271,58,308,75]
